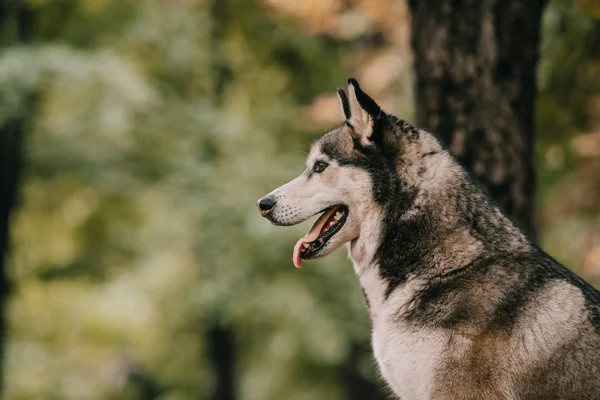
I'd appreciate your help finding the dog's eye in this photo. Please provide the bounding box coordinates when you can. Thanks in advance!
[313,161,329,173]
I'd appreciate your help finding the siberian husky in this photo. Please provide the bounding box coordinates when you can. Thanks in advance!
[257,79,600,399]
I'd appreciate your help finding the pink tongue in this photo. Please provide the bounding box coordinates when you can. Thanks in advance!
[292,206,339,268]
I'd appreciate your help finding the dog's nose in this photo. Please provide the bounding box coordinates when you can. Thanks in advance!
[257,196,276,215]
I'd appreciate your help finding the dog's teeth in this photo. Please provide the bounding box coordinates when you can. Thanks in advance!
[303,243,310,249]
[334,212,342,220]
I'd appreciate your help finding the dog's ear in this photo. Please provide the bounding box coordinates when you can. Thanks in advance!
[347,78,382,146]
[336,88,351,121]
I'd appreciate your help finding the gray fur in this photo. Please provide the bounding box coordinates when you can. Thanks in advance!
[258,79,600,399]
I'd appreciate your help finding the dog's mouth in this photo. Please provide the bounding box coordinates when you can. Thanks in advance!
[292,204,348,268]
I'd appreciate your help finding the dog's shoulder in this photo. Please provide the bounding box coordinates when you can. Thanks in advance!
[402,248,600,334]
[394,249,600,398]
[534,248,600,331]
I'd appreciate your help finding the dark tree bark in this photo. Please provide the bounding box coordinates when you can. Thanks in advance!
[207,1,237,398]
[207,321,236,400]
[340,341,386,400]
[343,2,547,397]
[409,0,547,239]
[0,118,24,394]
[0,0,33,393]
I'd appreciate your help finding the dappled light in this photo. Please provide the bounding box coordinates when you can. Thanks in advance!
[0,0,598,399]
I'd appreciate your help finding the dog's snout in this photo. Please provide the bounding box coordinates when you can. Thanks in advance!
[257,196,277,216]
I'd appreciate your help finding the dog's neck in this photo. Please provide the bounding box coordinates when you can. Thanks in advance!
[347,158,530,309]
[347,204,384,272]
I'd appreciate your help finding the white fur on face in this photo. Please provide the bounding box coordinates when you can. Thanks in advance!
[263,141,375,260]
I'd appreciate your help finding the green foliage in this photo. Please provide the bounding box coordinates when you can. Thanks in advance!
[2,1,368,399]
[535,0,600,279]
[538,0,600,145]
[1,0,599,398]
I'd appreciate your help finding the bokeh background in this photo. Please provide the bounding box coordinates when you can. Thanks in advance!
[0,0,599,399]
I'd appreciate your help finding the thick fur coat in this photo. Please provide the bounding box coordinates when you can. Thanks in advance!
[258,79,600,399]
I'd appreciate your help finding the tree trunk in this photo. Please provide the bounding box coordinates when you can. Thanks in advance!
[340,341,386,400]
[409,0,546,239]
[0,118,24,394]
[344,2,546,396]
[207,1,237,398]
[207,321,236,400]
[0,0,32,392]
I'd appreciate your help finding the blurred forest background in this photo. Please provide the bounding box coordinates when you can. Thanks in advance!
[0,0,599,399]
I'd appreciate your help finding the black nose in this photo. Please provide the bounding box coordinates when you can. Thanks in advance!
[257,196,276,215]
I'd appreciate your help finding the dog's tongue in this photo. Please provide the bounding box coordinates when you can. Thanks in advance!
[292,206,339,268]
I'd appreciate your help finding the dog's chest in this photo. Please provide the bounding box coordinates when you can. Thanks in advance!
[371,318,445,399]
[358,267,445,399]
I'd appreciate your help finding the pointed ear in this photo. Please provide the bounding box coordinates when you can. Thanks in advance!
[347,78,382,146]
[336,88,351,121]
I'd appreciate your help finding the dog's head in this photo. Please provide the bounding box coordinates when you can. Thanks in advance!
[257,79,447,268]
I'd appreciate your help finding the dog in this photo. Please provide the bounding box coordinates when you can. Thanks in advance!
[257,79,600,399]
